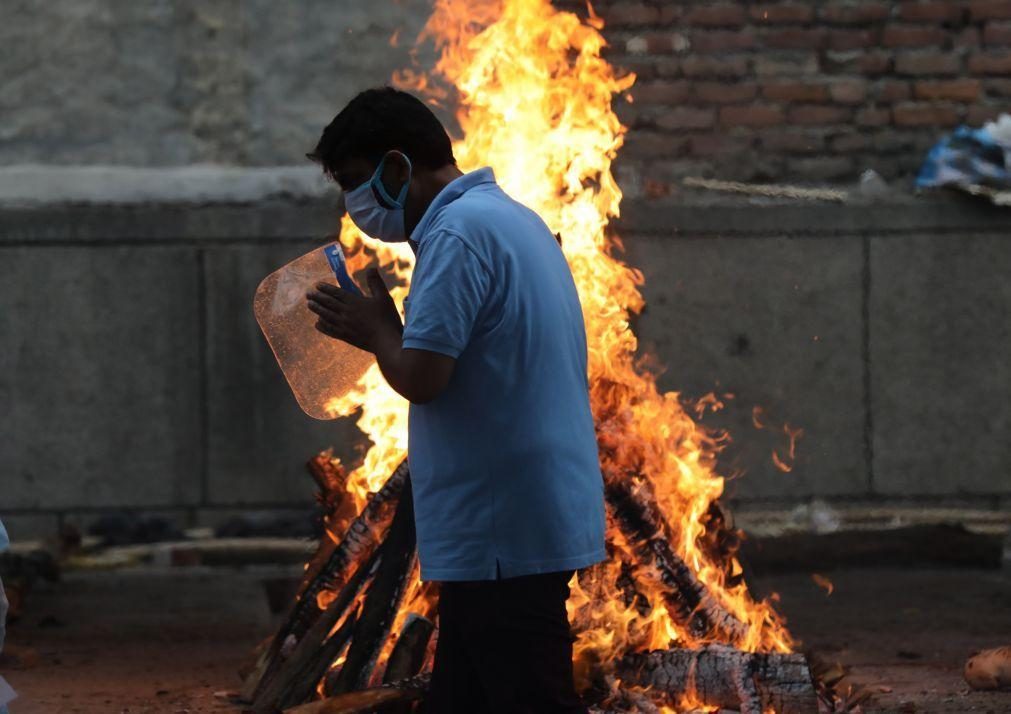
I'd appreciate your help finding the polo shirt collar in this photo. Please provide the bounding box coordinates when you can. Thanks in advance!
[410,167,496,243]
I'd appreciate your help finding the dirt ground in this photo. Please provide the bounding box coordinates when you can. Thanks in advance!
[754,568,1011,713]
[2,564,1009,713]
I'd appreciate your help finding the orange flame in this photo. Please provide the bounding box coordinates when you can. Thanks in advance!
[323,0,793,698]
[811,573,834,596]
[755,406,805,473]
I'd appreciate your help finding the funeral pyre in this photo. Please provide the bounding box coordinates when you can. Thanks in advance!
[242,1,820,711]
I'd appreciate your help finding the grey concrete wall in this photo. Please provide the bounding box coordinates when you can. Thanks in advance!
[619,196,1011,504]
[1,201,360,537]
[2,195,1009,539]
[0,0,433,166]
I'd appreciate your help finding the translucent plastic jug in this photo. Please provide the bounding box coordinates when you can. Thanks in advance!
[254,242,374,419]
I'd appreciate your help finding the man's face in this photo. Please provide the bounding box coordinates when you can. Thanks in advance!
[334,153,419,245]
[332,156,375,194]
[333,154,411,199]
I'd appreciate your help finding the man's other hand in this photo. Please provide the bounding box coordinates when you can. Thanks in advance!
[307,269,454,404]
[307,269,402,353]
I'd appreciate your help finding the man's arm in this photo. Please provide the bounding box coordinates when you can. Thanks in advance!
[307,270,455,404]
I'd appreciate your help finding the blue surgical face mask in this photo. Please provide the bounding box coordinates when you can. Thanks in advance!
[344,152,413,242]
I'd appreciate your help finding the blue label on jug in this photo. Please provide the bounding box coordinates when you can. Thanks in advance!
[323,243,363,296]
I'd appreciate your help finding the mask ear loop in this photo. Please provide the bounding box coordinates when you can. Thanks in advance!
[371,151,413,209]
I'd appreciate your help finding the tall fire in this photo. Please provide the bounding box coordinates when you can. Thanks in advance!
[246,0,818,712]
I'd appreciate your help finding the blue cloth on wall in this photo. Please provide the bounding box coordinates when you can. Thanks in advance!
[916,125,1011,190]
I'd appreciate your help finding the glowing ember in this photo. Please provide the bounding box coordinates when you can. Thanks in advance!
[322,0,793,701]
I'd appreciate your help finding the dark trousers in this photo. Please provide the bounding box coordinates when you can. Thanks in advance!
[425,570,588,714]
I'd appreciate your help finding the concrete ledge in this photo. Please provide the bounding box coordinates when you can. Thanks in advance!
[615,192,1011,236]
[3,192,1010,245]
[0,165,336,206]
[0,200,339,244]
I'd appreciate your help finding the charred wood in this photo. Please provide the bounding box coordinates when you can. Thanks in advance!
[307,450,346,505]
[379,613,434,714]
[241,539,339,700]
[616,561,652,617]
[326,478,417,696]
[278,607,359,711]
[603,474,748,643]
[617,645,818,714]
[252,548,382,712]
[285,675,429,714]
[589,688,664,714]
[303,461,409,624]
[247,461,409,699]
[297,453,352,604]
[382,613,435,684]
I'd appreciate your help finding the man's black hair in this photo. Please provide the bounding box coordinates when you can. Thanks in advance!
[308,87,456,179]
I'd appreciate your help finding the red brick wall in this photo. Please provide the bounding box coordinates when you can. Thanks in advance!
[579,1,1011,192]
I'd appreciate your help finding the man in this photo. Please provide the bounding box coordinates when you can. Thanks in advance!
[0,518,13,714]
[306,87,605,713]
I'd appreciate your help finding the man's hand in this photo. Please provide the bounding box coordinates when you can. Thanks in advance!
[307,268,455,404]
[307,269,402,354]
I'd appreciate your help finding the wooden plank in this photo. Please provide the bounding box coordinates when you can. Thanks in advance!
[617,645,818,714]
[245,461,409,700]
[284,675,429,714]
[327,478,417,695]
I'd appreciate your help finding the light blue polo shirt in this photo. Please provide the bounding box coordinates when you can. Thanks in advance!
[403,167,606,582]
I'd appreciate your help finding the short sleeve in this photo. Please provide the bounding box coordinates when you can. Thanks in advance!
[402,231,492,358]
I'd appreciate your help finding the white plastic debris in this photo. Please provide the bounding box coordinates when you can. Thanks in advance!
[858,168,890,198]
[983,113,1011,167]
[983,113,1011,148]
[786,499,842,534]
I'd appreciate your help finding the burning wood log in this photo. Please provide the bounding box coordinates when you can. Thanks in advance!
[603,474,748,643]
[276,608,359,711]
[240,458,350,698]
[326,478,417,695]
[589,687,665,714]
[246,461,410,699]
[382,613,435,685]
[252,456,810,714]
[307,461,409,614]
[285,455,352,623]
[307,450,346,501]
[380,613,435,714]
[616,645,818,714]
[252,547,381,712]
[286,675,430,714]
[615,561,652,617]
